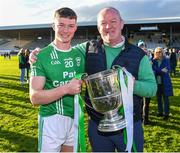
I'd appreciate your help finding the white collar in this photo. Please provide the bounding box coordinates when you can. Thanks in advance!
[51,42,72,52]
[104,36,125,48]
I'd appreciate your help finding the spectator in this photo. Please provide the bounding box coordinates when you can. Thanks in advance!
[17,48,26,84]
[8,53,11,59]
[137,40,153,125]
[25,49,30,83]
[170,48,177,76]
[178,50,180,68]
[152,47,173,120]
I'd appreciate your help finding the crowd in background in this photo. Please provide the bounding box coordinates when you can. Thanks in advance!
[3,52,11,59]
[137,40,178,125]
[17,48,30,84]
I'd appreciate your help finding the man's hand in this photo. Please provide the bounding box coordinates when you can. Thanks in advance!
[161,67,168,73]
[65,79,83,95]
[29,47,41,64]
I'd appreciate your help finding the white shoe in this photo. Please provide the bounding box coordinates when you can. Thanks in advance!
[20,81,25,84]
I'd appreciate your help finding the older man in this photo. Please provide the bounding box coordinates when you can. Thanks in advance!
[79,7,157,152]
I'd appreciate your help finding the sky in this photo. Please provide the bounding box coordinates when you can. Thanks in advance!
[0,0,180,26]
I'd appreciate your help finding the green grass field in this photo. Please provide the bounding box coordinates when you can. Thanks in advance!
[0,56,179,152]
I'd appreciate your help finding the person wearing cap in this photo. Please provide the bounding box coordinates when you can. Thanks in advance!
[138,40,152,60]
[137,40,153,125]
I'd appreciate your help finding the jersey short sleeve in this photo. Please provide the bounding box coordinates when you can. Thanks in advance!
[30,55,45,77]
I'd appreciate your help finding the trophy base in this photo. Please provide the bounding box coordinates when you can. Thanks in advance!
[98,111,126,132]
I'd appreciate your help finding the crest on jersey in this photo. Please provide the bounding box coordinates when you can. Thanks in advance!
[75,57,81,67]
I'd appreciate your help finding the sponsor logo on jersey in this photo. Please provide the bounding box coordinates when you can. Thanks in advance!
[53,80,69,87]
[63,71,76,79]
[51,60,61,65]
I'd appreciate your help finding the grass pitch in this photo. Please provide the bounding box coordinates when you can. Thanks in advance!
[0,56,179,152]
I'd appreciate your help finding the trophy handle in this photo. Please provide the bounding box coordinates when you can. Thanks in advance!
[112,65,128,76]
[81,73,88,80]
[112,65,122,70]
[80,73,101,111]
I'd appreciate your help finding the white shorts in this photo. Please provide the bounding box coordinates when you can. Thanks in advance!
[38,114,74,152]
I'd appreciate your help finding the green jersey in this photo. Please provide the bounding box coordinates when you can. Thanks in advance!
[31,43,85,118]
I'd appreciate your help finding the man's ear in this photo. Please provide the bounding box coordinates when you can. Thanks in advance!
[52,23,55,31]
[74,24,77,32]
[120,20,124,30]
[97,24,100,33]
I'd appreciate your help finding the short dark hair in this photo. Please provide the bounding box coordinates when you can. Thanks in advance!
[54,7,77,21]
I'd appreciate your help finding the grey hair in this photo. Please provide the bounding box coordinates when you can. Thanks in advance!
[97,7,122,21]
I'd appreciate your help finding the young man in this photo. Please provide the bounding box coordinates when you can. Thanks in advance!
[30,7,85,152]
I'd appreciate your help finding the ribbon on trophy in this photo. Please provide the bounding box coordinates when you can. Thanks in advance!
[116,66,134,152]
[73,73,86,153]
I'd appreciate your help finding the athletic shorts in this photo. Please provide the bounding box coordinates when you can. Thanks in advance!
[38,114,74,152]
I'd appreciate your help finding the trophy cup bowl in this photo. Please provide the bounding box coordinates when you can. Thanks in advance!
[83,69,126,132]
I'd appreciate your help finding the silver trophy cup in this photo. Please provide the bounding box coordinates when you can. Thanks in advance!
[83,69,126,132]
